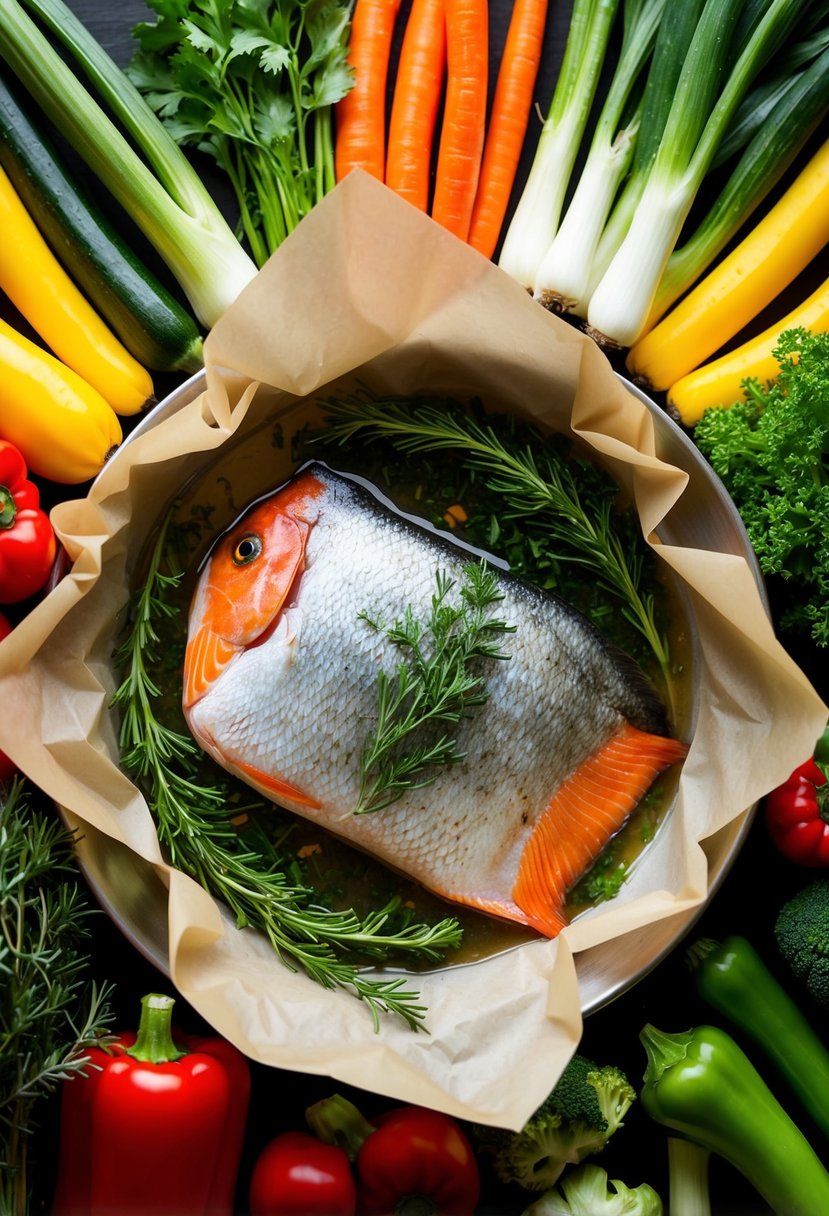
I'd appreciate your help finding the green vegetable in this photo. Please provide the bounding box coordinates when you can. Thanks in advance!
[0,0,257,327]
[319,391,672,689]
[0,72,203,374]
[646,43,829,328]
[665,1138,711,1216]
[128,0,353,269]
[0,778,114,1215]
[533,0,669,311]
[497,0,620,290]
[640,1022,829,1216]
[522,1164,663,1216]
[474,1053,636,1191]
[775,878,829,1010]
[111,515,463,1032]
[356,562,514,815]
[585,0,810,347]
[693,327,829,647]
[688,934,829,1138]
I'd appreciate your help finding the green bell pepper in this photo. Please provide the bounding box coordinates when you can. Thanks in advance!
[640,1023,829,1216]
[688,934,829,1139]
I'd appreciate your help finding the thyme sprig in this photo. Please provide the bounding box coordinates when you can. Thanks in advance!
[319,391,672,688]
[1,779,114,1214]
[356,563,514,815]
[112,518,463,1032]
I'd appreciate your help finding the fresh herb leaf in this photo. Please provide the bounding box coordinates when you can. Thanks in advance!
[318,391,672,687]
[356,562,514,815]
[128,0,352,266]
[694,327,829,648]
[112,517,463,1032]
[0,779,114,1212]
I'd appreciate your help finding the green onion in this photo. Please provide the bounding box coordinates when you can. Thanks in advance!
[585,0,811,347]
[0,0,258,326]
[533,0,669,312]
[497,0,620,291]
[567,0,707,318]
[646,43,829,328]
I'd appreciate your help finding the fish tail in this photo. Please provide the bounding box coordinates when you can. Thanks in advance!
[513,722,688,938]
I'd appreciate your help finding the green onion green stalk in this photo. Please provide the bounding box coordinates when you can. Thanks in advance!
[498,0,620,290]
[585,0,811,347]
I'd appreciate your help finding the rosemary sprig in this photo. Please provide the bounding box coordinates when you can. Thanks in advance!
[319,391,672,689]
[111,518,463,1032]
[1,778,114,1215]
[356,563,513,814]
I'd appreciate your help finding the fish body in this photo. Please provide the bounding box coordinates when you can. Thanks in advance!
[183,463,686,937]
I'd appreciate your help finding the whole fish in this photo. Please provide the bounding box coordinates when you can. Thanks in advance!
[183,463,687,938]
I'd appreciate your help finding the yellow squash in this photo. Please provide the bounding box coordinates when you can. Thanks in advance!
[0,164,153,416]
[0,316,122,483]
[627,138,829,391]
[667,275,829,427]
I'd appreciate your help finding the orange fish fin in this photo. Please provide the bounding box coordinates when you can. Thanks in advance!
[233,758,321,809]
[183,626,240,709]
[513,722,688,938]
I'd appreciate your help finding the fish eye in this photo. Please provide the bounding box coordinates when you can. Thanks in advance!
[231,533,262,565]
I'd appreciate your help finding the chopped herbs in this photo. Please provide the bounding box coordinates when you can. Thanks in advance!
[356,562,514,815]
[112,517,463,1032]
[128,0,353,266]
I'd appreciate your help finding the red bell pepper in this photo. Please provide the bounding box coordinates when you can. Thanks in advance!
[52,993,250,1216]
[0,612,16,782]
[0,439,56,603]
[248,1130,356,1216]
[765,726,829,868]
[306,1094,480,1216]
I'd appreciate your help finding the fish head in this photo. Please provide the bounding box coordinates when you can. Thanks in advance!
[182,469,325,712]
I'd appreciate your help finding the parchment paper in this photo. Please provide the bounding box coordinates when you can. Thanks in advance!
[0,172,825,1130]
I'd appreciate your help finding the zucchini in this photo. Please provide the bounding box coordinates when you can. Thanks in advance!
[0,73,203,374]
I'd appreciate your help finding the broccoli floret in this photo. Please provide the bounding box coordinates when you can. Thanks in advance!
[775,879,829,1010]
[475,1054,636,1192]
[523,1164,663,1215]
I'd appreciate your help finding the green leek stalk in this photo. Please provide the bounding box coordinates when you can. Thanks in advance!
[645,44,829,327]
[0,0,258,327]
[667,1139,711,1216]
[567,0,707,318]
[498,0,619,290]
[585,0,811,347]
[640,1023,829,1216]
[533,0,669,312]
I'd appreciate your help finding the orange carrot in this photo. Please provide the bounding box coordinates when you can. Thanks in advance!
[468,0,548,258]
[385,0,447,210]
[430,0,489,241]
[335,0,402,182]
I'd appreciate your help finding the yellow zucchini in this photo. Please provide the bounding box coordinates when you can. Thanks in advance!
[667,275,829,426]
[627,138,829,391]
[0,163,154,416]
[0,315,122,483]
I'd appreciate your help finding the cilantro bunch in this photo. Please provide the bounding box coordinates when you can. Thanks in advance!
[695,327,829,647]
[128,0,353,267]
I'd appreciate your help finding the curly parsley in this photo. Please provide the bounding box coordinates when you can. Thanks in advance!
[694,328,829,647]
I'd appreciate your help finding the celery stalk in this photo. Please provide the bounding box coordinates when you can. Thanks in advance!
[0,0,257,327]
[498,0,620,290]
